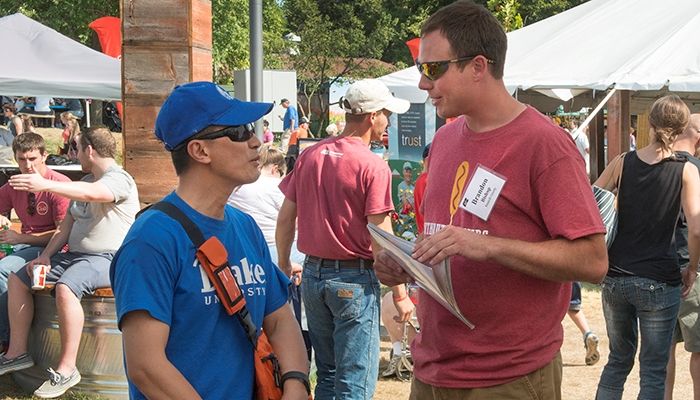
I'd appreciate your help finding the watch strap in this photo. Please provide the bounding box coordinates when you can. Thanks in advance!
[280,370,310,395]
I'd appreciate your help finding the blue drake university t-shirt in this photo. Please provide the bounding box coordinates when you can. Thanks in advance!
[110,192,290,399]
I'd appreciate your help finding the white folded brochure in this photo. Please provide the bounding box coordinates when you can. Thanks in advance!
[367,223,475,329]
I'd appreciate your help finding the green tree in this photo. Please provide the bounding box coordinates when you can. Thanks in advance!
[0,1,119,44]
[518,0,589,25]
[488,0,523,32]
[382,1,454,67]
[212,0,287,84]
[284,0,398,135]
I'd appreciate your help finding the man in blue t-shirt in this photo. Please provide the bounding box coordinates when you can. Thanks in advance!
[110,82,310,400]
[280,98,298,132]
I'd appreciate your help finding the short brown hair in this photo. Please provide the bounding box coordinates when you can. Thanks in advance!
[2,103,16,114]
[79,127,117,159]
[649,94,689,153]
[421,0,507,79]
[12,132,46,154]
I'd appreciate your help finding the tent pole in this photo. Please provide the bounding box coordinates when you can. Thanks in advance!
[576,87,617,181]
[85,101,91,128]
[575,88,616,136]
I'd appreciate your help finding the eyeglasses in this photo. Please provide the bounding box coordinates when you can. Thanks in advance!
[175,124,255,151]
[27,192,36,216]
[416,55,495,81]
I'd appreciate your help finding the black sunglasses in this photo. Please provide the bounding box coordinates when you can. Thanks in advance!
[416,54,495,81]
[175,124,256,151]
[27,192,36,216]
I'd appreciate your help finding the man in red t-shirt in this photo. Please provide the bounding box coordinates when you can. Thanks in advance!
[0,133,70,350]
[413,143,430,234]
[374,2,608,399]
[277,79,413,399]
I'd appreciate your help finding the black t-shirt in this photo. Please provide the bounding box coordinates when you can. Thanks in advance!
[608,151,687,285]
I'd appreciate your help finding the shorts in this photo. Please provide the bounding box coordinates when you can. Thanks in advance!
[672,272,700,352]
[14,252,113,299]
[569,281,582,311]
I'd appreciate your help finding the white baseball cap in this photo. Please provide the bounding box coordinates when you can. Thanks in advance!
[340,79,410,115]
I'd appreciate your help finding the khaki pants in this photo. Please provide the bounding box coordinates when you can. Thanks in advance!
[280,129,292,152]
[409,352,562,400]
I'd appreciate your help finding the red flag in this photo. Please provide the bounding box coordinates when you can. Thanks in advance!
[89,17,121,59]
[405,38,420,61]
[89,17,122,117]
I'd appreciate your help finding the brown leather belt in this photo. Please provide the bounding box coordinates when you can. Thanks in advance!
[306,256,373,269]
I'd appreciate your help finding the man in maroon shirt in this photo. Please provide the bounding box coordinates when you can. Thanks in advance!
[374,2,608,399]
[0,133,70,351]
[276,79,413,399]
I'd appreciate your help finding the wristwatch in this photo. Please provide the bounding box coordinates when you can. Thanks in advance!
[281,371,311,395]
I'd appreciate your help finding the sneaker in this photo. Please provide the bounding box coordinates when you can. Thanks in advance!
[584,332,600,366]
[34,368,81,398]
[382,353,401,377]
[0,353,34,375]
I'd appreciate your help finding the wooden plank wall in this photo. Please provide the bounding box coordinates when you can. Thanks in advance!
[607,90,630,164]
[122,0,213,204]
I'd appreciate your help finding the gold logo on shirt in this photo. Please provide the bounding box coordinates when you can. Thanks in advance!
[449,161,470,225]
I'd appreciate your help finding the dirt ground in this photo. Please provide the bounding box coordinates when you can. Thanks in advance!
[374,289,693,400]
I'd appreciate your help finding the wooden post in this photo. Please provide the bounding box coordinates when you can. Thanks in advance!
[122,0,212,203]
[637,112,650,149]
[606,90,631,164]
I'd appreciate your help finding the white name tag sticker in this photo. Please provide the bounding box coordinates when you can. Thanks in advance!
[459,165,506,221]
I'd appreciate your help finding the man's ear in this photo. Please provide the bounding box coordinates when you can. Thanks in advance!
[186,140,212,165]
[471,55,491,81]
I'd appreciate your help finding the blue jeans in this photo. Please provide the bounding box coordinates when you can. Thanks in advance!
[596,276,681,400]
[301,258,380,400]
[0,245,43,342]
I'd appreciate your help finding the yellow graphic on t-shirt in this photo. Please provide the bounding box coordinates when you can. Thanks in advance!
[449,161,469,225]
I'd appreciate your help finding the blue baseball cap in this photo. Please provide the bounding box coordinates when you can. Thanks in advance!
[155,81,273,151]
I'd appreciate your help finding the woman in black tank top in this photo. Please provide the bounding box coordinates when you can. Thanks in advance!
[593,95,700,399]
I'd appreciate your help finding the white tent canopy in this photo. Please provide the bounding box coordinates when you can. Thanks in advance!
[378,0,700,102]
[0,13,121,100]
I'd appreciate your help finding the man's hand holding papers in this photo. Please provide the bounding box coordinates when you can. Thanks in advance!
[412,225,490,266]
[369,224,475,329]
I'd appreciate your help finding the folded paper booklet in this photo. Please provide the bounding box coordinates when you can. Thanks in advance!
[368,224,475,329]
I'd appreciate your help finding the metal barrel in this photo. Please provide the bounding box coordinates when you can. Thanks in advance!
[12,291,128,399]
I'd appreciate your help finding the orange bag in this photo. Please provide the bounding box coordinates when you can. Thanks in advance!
[253,333,284,400]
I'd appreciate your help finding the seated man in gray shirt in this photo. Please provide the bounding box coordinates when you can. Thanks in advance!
[0,127,140,399]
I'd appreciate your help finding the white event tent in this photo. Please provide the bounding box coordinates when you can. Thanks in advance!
[378,0,700,105]
[0,13,121,100]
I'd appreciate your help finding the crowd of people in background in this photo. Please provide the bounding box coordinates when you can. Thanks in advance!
[1,96,86,166]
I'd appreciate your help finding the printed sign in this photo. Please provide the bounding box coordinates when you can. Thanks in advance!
[397,103,426,160]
